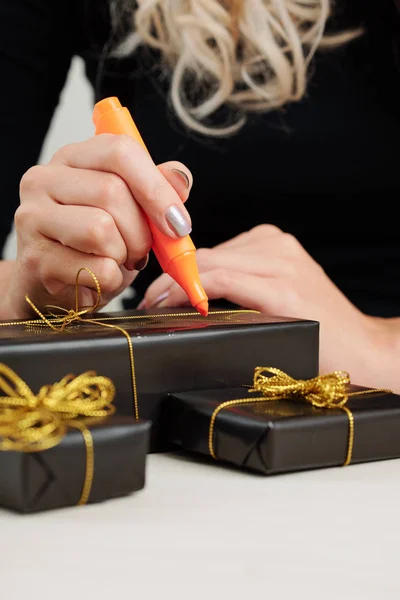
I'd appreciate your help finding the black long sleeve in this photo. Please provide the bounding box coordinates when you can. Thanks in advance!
[0,0,81,255]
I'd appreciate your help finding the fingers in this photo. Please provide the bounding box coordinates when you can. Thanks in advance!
[51,134,193,238]
[213,224,283,251]
[19,235,131,298]
[144,269,281,314]
[138,272,175,308]
[20,164,151,270]
[33,204,128,265]
[141,242,287,308]
[20,158,194,270]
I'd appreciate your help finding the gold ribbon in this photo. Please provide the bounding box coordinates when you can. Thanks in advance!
[0,267,259,422]
[0,363,116,505]
[208,367,393,466]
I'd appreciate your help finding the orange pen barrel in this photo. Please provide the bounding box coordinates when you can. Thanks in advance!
[92,97,208,316]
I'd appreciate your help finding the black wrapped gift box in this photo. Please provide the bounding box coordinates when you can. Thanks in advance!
[0,308,319,451]
[0,416,150,513]
[163,386,400,474]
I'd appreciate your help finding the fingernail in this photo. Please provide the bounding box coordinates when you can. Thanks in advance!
[125,255,149,272]
[124,260,135,271]
[165,204,192,237]
[151,291,170,308]
[171,169,191,190]
[137,299,146,309]
[134,255,149,271]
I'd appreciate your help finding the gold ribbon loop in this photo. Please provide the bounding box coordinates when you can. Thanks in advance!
[0,364,115,452]
[24,267,102,332]
[250,367,351,408]
[0,363,116,506]
[209,367,392,466]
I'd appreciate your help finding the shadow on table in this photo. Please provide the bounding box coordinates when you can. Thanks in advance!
[163,449,268,478]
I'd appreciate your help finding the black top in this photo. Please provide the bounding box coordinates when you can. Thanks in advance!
[1,0,400,316]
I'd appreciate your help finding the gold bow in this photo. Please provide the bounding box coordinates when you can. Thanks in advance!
[249,367,351,407]
[0,363,116,505]
[208,367,392,466]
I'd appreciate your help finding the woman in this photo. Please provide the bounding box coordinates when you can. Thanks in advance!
[0,0,399,391]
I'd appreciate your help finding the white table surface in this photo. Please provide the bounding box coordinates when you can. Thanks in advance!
[1,452,400,600]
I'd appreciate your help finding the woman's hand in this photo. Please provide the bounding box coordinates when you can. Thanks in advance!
[141,224,394,387]
[5,134,192,318]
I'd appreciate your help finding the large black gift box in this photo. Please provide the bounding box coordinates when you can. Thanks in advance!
[0,308,319,450]
[163,386,400,474]
[0,416,150,513]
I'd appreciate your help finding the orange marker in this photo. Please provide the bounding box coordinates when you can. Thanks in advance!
[92,97,209,317]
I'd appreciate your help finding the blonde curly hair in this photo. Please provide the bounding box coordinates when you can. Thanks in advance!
[112,0,359,136]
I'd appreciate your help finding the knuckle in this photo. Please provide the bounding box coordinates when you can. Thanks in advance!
[96,258,122,294]
[87,212,116,251]
[110,134,135,165]
[18,247,41,275]
[100,174,129,206]
[14,204,32,231]
[281,232,301,254]
[19,165,46,196]
[252,224,282,237]
[52,143,73,164]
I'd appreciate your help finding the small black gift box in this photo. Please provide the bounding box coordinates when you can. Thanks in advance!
[0,364,150,513]
[0,416,150,513]
[163,369,400,475]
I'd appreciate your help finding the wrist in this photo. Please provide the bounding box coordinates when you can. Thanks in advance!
[0,260,17,319]
[362,314,400,392]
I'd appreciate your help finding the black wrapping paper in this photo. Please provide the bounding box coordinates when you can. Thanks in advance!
[0,308,319,451]
[0,416,150,513]
[164,386,400,474]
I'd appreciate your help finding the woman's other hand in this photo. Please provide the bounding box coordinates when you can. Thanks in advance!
[141,224,391,385]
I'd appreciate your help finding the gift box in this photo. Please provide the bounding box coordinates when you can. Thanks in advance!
[163,369,400,474]
[0,306,319,451]
[0,363,150,513]
[0,416,150,513]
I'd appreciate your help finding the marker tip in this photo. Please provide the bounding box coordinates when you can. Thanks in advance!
[196,299,209,317]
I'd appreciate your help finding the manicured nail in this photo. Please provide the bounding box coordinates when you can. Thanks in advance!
[134,255,149,271]
[171,168,191,190]
[165,204,192,237]
[152,291,170,308]
[125,255,149,271]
